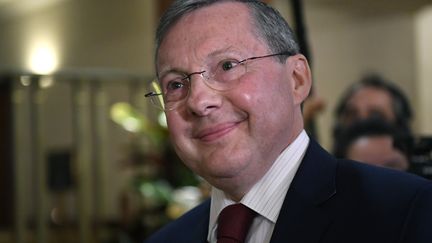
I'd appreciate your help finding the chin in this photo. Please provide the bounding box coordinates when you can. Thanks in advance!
[201,158,248,179]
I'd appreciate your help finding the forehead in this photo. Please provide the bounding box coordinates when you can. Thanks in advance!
[353,86,391,98]
[349,86,393,106]
[157,2,267,70]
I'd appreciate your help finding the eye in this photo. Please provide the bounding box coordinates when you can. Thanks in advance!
[220,60,240,71]
[166,78,187,91]
[163,77,189,101]
[341,107,358,123]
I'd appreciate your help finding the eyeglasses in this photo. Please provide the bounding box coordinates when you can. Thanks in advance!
[145,51,293,111]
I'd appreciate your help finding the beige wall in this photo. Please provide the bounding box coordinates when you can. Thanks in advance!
[0,0,156,74]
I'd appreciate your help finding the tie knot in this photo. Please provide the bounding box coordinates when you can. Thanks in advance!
[217,204,257,243]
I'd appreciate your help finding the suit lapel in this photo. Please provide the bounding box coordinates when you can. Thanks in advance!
[270,140,337,243]
[190,200,211,242]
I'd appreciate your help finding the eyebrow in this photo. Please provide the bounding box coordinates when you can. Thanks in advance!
[158,46,240,79]
[206,46,239,59]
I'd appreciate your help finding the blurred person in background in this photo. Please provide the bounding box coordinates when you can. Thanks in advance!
[332,73,415,166]
[333,73,413,146]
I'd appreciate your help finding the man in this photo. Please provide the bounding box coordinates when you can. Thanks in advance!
[145,0,432,242]
[332,74,415,169]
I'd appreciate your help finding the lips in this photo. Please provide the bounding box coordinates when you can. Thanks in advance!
[194,121,242,142]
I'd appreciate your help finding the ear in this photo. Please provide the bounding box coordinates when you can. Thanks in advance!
[286,54,312,105]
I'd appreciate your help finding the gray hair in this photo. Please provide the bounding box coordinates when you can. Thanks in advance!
[154,0,300,71]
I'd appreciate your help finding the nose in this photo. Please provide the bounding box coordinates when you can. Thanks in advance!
[184,72,221,116]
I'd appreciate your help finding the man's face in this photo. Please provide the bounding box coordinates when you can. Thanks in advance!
[341,87,396,126]
[156,2,310,198]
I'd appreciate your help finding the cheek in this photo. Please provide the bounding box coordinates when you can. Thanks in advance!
[166,114,178,132]
[166,117,200,169]
[166,113,187,144]
[228,77,261,107]
[166,113,198,148]
[234,73,295,127]
[237,71,290,104]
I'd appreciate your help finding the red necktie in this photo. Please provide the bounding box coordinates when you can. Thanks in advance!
[217,204,257,243]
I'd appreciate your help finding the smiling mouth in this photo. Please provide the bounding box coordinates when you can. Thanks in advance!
[196,122,242,142]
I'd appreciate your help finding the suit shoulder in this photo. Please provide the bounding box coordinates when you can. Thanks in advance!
[337,159,432,198]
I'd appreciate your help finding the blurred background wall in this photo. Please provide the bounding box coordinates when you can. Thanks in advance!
[0,0,156,74]
[0,0,431,243]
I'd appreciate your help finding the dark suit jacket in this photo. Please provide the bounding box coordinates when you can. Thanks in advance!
[145,140,432,243]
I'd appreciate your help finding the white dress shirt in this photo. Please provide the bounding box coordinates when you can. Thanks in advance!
[207,130,310,243]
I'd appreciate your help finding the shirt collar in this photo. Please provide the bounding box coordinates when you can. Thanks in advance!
[207,130,310,240]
